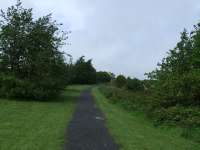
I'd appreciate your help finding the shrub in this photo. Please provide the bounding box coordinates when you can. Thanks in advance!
[99,85,200,128]
[99,85,154,111]
[153,106,200,127]
[0,74,62,100]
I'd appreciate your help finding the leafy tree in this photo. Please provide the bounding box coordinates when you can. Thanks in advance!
[0,1,68,99]
[71,56,96,84]
[96,71,111,83]
[146,23,200,127]
[146,29,196,106]
[115,75,126,88]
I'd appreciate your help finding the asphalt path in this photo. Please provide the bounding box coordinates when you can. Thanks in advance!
[64,88,119,150]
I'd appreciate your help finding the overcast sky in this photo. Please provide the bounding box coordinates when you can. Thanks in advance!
[1,0,200,79]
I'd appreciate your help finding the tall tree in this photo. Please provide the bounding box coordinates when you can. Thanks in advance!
[71,56,96,84]
[0,1,68,99]
[147,27,200,107]
[115,75,126,88]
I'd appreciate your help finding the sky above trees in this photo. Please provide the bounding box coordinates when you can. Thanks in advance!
[1,0,200,79]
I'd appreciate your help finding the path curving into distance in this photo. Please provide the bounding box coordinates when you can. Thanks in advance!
[64,88,119,150]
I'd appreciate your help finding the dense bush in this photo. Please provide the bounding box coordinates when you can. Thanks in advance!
[0,74,63,99]
[115,75,126,88]
[96,71,111,83]
[99,85,200,142]
[126,77,144,91]
[99,85,154,111]
[153,106,200,127]
[0,1,68,100]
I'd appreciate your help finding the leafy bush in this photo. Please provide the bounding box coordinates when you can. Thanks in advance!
[0,74,63,99]
[99,85,200,129]
[99,85,153,111]
[153,106,200,127]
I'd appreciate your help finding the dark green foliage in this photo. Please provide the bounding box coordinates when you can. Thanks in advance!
[145,24,200,128]
[115,75,126,88]
[96,71,111,83]
[71,56,96,84]
[0,1,68,100]
[153,106,200,127]
[126,77,144,91]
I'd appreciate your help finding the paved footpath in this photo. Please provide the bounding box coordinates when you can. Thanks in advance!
[64,89,119,150]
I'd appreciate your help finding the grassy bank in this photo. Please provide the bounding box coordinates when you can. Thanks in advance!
[0,85,88,150]
[92,87,200,150]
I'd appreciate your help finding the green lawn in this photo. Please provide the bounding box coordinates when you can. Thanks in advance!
[0,85,89,150]
[92,87,200,150]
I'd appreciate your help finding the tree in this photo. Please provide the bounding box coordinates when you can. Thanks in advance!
[145,26,200,127]
[126,77,144,91]
[71,56,96,84]
[147,26,200,107]
[115,75,126,88]
[0,1,68,99]
[96,71,111,83]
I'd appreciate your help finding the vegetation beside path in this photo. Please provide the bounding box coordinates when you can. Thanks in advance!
[92,87,200,150]
[0,85,89,150]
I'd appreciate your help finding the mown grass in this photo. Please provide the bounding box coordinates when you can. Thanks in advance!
[92,87,200,150]
[0,85,89,150]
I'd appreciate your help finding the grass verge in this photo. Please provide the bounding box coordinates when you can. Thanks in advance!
[92,87,200,150]
[0,85,89,150]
